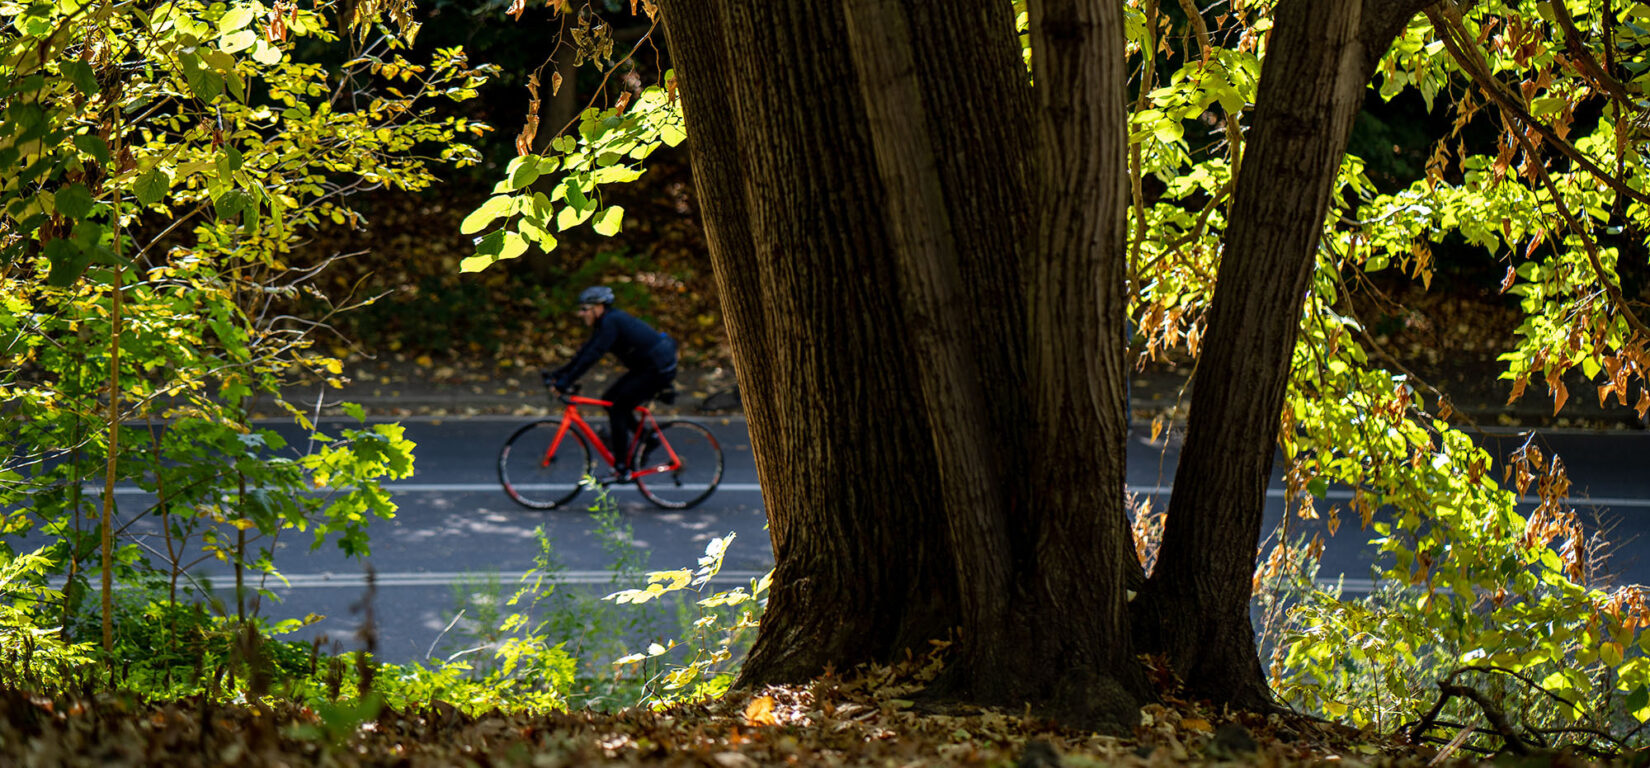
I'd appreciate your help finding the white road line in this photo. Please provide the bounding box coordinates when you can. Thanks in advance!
[53,570,770,590]
[61,568,1373,594]
[102,482,764,495]
[1126,484,1650,509]
[396,482,762,493]
[99,481,1650,507]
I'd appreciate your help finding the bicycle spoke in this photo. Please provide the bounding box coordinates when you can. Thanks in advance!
[498,419,591,509]
[632,421,724,509]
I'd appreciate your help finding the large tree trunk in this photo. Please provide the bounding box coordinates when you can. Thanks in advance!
[1009,0,1146,723]
[1133,0,1436,710]
[662,0,1145,726]
[662,1,961,683]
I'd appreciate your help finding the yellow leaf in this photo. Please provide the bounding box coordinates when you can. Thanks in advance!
[1180,717,1212,732]
[744,695,778,726]
[415,355,433,367]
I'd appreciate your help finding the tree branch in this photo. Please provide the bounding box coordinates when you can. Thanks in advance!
[1434,683,1534,755]
[1425,4,1650,208]
[1545,0,1636,107]
[1504,110,1650,339]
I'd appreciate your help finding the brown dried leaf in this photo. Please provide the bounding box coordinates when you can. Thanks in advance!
[744,695,778,726]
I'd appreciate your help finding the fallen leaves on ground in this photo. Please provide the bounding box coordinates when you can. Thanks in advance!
[0,666,1488,768]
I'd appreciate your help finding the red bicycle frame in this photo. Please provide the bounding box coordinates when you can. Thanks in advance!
[541,393,683,479]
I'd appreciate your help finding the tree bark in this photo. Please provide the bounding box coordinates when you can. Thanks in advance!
[1134,0,1436,710]
[1008,0,1146,723]
[662,0,1434,724]
[662,0,1145,727]
[662,1,964,684]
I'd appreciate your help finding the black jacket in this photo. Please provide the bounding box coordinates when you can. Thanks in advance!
[552,309,677,387]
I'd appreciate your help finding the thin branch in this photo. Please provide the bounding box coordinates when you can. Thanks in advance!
[550,17,660,141]
[1436,683,1534,754]
[1504,111,1650,339]
[1426,4,1650,208]
[1545,0,1636,107]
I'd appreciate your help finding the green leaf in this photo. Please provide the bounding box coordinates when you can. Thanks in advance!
[562,179,591,212]
[505,155,541,190]
[499,230,529,261]
[59,60,99,97]
[460,195,514,235]
[592,206,624,236]
[591,165,643,184]
[215,189,253,221]
[520,216,559,252]
[1530,97,1565,117]
[556,204,592,231]
[660,122,686,147]
[1214,84,1244,116]
[44,238,89,287]
[54,183,94,220]
[461,230,508,272]
[179,53,224,101]
[72,134,110,166]
[251,40,282,66]
[221,29,258,54]
[220,6,257,32]
[134,171,169,206]
[1626,686,1649,723]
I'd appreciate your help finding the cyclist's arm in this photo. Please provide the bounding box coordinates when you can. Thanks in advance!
[554,317,617,388]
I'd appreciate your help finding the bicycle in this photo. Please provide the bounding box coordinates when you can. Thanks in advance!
[497,381,725,510]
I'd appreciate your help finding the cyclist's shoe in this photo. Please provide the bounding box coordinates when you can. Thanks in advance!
[597,466,632,486]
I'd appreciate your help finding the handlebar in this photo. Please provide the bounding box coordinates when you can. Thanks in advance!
[540,369,577,403]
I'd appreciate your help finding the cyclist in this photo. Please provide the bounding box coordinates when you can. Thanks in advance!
[545,286,678,480]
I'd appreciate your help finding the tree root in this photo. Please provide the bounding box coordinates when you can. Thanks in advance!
[1407,666,1634,759]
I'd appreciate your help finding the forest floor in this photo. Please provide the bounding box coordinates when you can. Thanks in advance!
[2,660,1567,767]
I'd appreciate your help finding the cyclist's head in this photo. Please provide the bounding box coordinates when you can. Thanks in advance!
[578,285,615,306]
[576,285,614,326]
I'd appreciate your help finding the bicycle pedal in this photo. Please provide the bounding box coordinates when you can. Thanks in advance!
[596,472,632,487]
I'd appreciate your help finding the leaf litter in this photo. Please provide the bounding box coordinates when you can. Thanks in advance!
[0,655,1543,767]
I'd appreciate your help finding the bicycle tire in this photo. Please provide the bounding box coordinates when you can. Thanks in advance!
[631,420,724,510]
[498,419,592,509]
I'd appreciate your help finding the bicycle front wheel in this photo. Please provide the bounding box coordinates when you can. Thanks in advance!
[499,419,592,509]
[632,420,724,510]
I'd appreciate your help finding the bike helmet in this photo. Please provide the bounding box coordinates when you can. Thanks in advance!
[578,285,615,305]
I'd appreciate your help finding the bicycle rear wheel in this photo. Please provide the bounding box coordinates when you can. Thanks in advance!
[499,419,591,509]
[631,420,724,510]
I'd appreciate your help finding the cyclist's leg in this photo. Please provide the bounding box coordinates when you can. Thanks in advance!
[644,367,677,452]
[602,370,659,471]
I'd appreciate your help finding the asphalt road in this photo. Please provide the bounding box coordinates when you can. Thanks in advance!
[78,417,1650,665]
